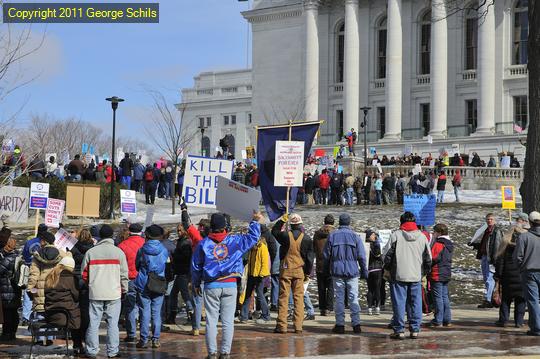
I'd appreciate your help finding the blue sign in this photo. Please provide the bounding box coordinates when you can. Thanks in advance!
[82,143,89,154]
[403,194,436,226]
[89,145,95,155]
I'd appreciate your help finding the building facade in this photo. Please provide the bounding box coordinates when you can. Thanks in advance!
[180,0,529,161]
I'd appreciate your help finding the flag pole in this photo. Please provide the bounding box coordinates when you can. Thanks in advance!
[286,120,293,217]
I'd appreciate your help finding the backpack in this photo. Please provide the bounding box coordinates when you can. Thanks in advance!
[12,255,30,288]
[144,169,154,182]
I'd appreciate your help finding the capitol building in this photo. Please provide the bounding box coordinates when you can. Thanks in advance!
[179,0,529,161]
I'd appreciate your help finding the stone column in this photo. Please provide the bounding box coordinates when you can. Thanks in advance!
[475,0,495,135]
[383,0,402,140]
[429,0,447,138]
[304,0,320,123]
[344,0,360,137]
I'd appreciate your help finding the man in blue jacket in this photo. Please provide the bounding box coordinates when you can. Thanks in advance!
[323,213,368,334]
[192,211,263,359]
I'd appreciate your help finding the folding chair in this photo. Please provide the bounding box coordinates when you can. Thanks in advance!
[29,309,71,358]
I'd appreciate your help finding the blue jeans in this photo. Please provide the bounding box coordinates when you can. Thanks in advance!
[453,186,460,202]
[121,176,132,189]
[22,291,32,321]
[345,188,354,205]
[138,290,164,342]
[481,255,495,302]
[375,190,382,205]
[270,274,280,307]
[193,290,203,330]
[304,290,314,316]
[522,271,540,333]
[431,281,451,325]
[333,277,360,326]
[437,190,444,203]
[86,299,121,357]
[204,287,237,355]
[124,281,138,339]
[390,281,422,333]
[241,276,270,321]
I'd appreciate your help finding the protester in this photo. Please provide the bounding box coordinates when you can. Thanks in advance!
[436,171,447,204]
[271,214,314,334]
[514,211,540,336]
[0,228,21,341]
[494,214,529,328]
[82,225,129,358]
[319,170,330,205]
[452,171,462,203]
[134,225,170,349]
[365,229,383,315]
[428,223,453,327]
[169,224,195,327]
[361,172,371,205]
[44,256,83,353]
[313,215,335,316]
[323,214,367,334]
[144,164,157,205]
[192,212,263,359]
[384,212,432,339]
[258,224,278,313]
[117,223,145,342]
[374,174,382,205]
[119,153,134,189]
[468,213,504,308]
[68,155,85,181]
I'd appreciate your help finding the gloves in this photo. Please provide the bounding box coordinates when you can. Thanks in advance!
[180,198,188,211]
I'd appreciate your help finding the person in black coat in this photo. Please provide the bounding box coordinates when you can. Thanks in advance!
[365,230,383,315]
[0,233,21,341]
[169,224,195,325]
[494,224,529,327]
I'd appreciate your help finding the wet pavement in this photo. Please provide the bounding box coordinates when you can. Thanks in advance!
[2,305,540,358]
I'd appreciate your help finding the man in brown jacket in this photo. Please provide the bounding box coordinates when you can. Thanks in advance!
[271,213,314,334]
[313,214,335,316]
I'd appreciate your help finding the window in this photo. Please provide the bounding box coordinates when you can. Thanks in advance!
[336,23,345,83]
[465,8,478,70]
[248,113,252,124]
[199,117,205,128]
[377,17,387,79]
[421,103,430,136]
[206,117,212,127]
[513,0,529,64]
[514,96,528,130]
[224,115,229,125]
[231,115,237,125]
[377,107,386,139]
[420,11,431,75]
[336,110,344,140]
[465,99,477,133]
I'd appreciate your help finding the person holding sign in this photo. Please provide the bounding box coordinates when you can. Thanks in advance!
[191,211,263,359]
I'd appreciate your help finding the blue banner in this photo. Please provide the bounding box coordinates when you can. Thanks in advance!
[257,122,320,221]
[403,194,436,226]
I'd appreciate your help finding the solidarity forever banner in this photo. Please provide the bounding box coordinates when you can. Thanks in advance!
[0,186,29,223]
[181,155,234,208]
[257,121,320,221]
[274,141,304,187]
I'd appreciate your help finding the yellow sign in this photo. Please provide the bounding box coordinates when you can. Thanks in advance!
[501,186,516,210]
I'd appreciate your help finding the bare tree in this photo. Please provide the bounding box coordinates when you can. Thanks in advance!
[145,89,197,215]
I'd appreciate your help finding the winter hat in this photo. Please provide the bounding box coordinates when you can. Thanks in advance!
[365,229,376,241]
[90,225,101,240]
[289,213,303,225]
[324,214,335,225]
[210,213,227,232]
[129,223,143,233]
[529,211,540,225]
[400,211,416,224]
[59,256,75,270]
[339,213,351,226]
[40,232,56,245]
[38,223,48,234]
[515,212,529,222]
[145,224,164,239]
[99,224,114,239]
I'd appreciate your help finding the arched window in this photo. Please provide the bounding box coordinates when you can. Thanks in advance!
[336,23,345,83]
[513,0,528,65]
[224,134,235,159]
[419,11,431,75]
[465,7,478,70]
[377,16,387,79]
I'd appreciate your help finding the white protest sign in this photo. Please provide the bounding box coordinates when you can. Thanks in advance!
[413,164,422,175]
[378,229,392,250]
[0,186,29,223]
[241,150,247,160]
[54,228,78,251]
[182,155,234,208]
[215,176,262,221]
[29,182,50,210]
[376,163,383,174]
[274,141,305,187]
[120,190,137,215]
[358,233,370,269]
[44,198,65,228]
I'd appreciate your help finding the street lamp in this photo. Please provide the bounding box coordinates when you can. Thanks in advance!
[106,96,124,219]
[199,125,206,156]
[360,106,372,173]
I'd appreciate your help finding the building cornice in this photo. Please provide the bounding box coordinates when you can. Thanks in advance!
[242,2,303,23]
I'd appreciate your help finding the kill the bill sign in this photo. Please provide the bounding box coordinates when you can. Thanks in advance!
[274,141,304,187]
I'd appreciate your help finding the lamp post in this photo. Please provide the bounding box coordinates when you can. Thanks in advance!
[199,126,206,156]
[106,96,124,219]
[360,106,371,172]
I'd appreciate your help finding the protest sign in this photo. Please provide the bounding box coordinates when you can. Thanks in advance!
[370,147,377,156]
[216,176,262,221]
[413,164,422,175]
[274,141,305,187]
[501,186,516,210]
[0,186,29,223]
[378,229,392,250]
[241,149,247,160]
[44,198,65,228]
[120,190,137,215]
[66,184,100,217]
[82,143,89,154]
[1,139,14,153]
[85,153,93,164]
[376,163,382,174]
[54,228,78,251]
[182,155,234,208]
[29,182,50,209]
[403,194,436,226]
